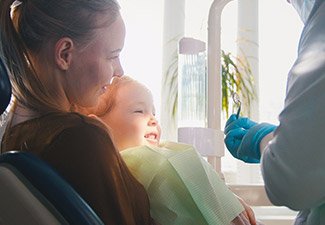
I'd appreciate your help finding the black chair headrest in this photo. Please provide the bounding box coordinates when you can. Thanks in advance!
[0,58,11,115]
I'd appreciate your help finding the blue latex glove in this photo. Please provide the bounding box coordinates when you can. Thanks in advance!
[224,114,277,163]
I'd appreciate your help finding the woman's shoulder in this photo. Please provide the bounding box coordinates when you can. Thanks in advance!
[35,111,111,142]
[35,111,107,130]
[45,112,112,145]
[22,111,109,138]
[1,111,110,154]
[41,111,106,128]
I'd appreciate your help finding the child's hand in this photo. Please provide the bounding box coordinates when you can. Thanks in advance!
[236,195,257,225]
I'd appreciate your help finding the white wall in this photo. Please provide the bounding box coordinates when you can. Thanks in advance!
[118,0,164,119]
[259,0,303,124]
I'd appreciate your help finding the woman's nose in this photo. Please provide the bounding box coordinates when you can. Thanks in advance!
[113,59,124,77]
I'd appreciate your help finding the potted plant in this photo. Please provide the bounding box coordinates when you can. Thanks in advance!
[162,49,255,121]
[221,50,255,118]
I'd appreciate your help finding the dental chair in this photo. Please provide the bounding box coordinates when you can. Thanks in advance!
[0,58,104,224]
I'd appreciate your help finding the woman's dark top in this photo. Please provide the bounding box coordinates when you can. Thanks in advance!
[1,112,153,225]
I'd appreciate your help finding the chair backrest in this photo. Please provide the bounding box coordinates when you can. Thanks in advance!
[0,57,11,115]
[0,151,105,225]
[0,57,104,224]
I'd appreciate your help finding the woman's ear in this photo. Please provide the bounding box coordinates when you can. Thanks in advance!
[55,37,74,70]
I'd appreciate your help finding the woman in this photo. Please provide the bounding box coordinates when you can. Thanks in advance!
[0,0,153,224]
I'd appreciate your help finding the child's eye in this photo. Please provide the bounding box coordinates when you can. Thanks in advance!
[134,110,144,114]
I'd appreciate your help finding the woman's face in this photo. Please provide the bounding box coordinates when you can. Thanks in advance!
[102,82,161,151]
[66,14,126,108]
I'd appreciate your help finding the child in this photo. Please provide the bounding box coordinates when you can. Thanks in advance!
[93,76,259,225]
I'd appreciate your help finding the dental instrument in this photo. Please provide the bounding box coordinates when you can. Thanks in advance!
[232,92,241,119]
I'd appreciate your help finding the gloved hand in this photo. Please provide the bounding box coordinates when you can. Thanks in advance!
[224,114,276,163]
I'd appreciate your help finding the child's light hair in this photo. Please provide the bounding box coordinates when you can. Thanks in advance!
[97,76,133,116]
[84,75,152,117]
[95,75,150,117]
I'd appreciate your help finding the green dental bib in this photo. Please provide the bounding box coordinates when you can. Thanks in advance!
[121,142,243,225]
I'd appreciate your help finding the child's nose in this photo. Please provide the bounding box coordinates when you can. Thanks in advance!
[148,116,158,126]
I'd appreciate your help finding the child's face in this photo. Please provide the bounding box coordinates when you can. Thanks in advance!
[102,82,161,151]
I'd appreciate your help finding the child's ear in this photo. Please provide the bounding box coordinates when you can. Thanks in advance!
[55,37,74,70]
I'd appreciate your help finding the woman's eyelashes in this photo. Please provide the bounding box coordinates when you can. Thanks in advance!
[107,55,119,61]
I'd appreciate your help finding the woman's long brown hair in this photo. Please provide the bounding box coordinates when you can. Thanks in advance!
[0,0,120,114]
